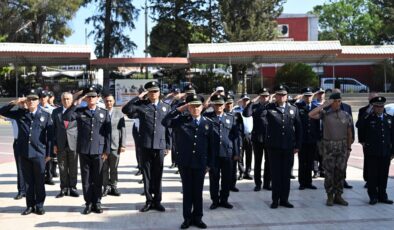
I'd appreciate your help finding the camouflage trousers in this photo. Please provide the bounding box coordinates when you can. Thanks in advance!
[322,139,349,195]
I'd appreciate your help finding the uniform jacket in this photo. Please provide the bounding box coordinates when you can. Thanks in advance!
[204,111,241,162]
[63,106,111,155]
[52,106,78,152]
[243,102,268,143]
[0,104,53,158]
[122,97,171,150]
[162,109,214,169]
[265,102,302,150]
[109,108,127,152]
[295,101,320,143]
[358,112,394,157]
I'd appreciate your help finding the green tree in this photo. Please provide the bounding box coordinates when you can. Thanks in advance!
[275,63,319,91]
[84,0,140,57]
[219,0,284,92]
[372,0,394,43]
[148,0,207,57]
[1,0,83,43]
[312,0,383,45]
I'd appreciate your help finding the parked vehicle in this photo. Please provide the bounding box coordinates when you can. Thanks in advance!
[385,103,394,116]
[320,77,369,93]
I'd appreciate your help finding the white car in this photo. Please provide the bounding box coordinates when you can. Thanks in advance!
[385,103,394,116]
[321,77,369,93]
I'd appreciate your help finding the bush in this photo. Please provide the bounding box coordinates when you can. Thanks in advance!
[275,63,318,93]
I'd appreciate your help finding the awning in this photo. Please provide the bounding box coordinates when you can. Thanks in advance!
[90,57,190,68]
[0,42,94,67]
[188,40,342,64]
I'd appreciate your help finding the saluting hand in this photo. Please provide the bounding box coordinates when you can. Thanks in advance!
[138,91,148,99]
[251,95,260,103]
[177,103,189,113]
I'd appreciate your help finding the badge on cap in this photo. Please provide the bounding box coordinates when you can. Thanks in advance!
[152,82,156,85]
[40,117,45,122]
[100,113,104,118]
[162,107,167,112]
[290,110,294,115]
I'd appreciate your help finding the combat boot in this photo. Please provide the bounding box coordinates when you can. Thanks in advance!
[334,194,348,206]
[326,193,334,206]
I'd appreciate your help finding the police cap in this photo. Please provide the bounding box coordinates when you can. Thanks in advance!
[274,85,288,95]
[258,88,270,96]
[302,87,313,96]
[210,94,225,105]
[144,81,160,92]
[26,89,39,99]
[370,96,386,106]
[183,84,196,94]
[38,90,49,98]
[225,94,234,104]
[186,94,204,105]
[329,93,341,100]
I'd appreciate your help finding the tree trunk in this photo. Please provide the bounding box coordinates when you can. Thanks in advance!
[102,0,113,90]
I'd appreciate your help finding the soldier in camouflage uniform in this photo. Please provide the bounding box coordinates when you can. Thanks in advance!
[309,93,353,206]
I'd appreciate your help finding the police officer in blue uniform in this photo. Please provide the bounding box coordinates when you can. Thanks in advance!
[243,87,272,191]
[358,96,394,205]
[162,94,213,229]
[0,89,53,215]
[204,94,241,210]
[224,94,242,192]
[295,87,319,190]
[122,81,171,212]
[265,85,302,209]
[63,86,111,214]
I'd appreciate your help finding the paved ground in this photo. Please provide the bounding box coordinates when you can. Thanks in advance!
[1,122,394,229]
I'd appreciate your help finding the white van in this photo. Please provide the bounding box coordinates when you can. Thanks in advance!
[320,78,369,93]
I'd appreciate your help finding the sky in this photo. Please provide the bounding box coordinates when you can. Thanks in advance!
[65,0,328,57]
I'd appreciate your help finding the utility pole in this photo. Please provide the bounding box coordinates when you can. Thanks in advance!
[144,0,149,79]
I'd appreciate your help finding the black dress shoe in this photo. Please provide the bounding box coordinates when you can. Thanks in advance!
[280,201,294,208]
[111,187,121,196]
[209,202,219,210]
[364,183,368,188]
[180,219,192,229]
[319,172,325,178]
[140,203,152,212]
[45,179,55,185]
[175,170,179,174]
[230,187,239,192]
[243,174,253,180]
[299,185,306,190]
[14,193,25,200]
[56,190,66,198]
[102,186,110,197]
[140,191,145,196]
[21,207,35,215]
[82,205,92,215]
[379,199,394,204]
[169,163,176,169]
[306,185,317,190]
[237,173,243,180]
[270,201,278,209]
[69,188,80,197]
[138,179,143,184]
[154,203,166,212]
[263,185,272,191]
[290,175,296,179]
[92,203,103,213]
[254,186,261,192]
[35,207,45,215]
[220,201,233,209]
[135,170,142,176]
[344,181,353,189]
[369,198,378,205]
[312,172,319,178]
[193,220,207,229]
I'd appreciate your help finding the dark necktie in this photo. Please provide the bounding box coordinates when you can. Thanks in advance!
[194,119,199,126]
[91,110,95,116]
[30,112,34,120]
